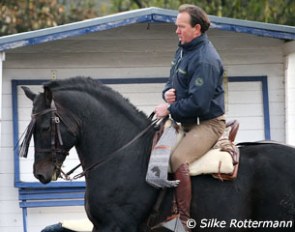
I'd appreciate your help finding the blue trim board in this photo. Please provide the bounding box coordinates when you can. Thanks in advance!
[12,76,271,188]
[12,80,20,186]
[228,76,271,140]
[212,22,295,40]
[0,16,150,51]
[19,200,85,208]
[19,187,85,200]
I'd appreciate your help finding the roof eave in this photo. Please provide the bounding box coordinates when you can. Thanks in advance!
[210,15,295,40]
[0,7,294,52]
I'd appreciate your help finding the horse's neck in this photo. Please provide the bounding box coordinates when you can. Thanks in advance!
[75,120,155,194]
[56,90,154,170]
[75,111,154,170]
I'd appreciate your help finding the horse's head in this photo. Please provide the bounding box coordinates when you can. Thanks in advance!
[21,86,77,184]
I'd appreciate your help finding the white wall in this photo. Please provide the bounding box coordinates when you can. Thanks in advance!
[0,23,288,231]
[284,40,295,146]
[209,30,285,142]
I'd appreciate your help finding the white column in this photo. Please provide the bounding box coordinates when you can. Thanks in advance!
[0,52,5,138]
[284,41,295,145]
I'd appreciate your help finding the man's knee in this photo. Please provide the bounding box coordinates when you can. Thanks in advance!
[170,153,186,172]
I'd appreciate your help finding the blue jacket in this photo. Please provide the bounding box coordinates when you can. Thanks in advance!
[163,34,225,123]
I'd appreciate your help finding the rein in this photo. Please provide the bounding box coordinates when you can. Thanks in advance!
[71,116,159,180]
[21,100,160,181]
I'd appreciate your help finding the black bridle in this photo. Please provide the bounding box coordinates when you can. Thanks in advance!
[19,100,70,176]
[20,100,160,180]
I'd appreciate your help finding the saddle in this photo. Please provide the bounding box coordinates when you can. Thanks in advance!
[211,120,240,181]
[146,118,240,188]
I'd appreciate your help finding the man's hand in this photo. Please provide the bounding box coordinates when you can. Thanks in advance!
[164,88,176,104]
[154,103,170,118]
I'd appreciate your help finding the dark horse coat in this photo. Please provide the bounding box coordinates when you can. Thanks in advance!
[22,77,295,232]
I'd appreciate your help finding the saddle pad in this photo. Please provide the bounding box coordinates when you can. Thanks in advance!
[189,148,234,176]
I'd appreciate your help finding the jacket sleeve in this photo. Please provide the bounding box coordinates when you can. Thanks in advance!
[162,79,173,101]
[162,49,181,101]
[169,62,220,121]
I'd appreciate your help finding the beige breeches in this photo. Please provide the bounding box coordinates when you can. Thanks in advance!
[170,116,226,172]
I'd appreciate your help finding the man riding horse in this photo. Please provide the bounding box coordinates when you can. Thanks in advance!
[155,4,226,231]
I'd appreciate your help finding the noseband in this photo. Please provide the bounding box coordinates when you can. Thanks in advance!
[19,99,69,173]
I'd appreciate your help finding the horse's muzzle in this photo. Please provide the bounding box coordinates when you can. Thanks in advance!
[34,162,57,184]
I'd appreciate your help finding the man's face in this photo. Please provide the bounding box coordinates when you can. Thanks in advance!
[175,12,201,44]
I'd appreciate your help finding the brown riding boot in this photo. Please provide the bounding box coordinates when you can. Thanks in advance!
[175,163,192,231]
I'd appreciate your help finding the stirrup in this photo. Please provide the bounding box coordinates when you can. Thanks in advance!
[151,214,187,232]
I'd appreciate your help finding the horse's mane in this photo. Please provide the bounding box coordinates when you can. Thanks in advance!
[44,77,150,127]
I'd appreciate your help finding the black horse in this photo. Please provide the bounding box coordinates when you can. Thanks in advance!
[21,77,295,232]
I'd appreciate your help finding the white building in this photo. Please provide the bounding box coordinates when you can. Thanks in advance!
[0,8,294,232]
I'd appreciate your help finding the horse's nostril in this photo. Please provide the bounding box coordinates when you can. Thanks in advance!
[35,174,50,184]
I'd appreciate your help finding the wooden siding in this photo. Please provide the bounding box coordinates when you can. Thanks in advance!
[284,41,295,145]
[0,23,286,232]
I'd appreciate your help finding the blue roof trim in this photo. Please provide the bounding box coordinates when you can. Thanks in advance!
[0,7,294,52]
[0,15,152,51]
[151,14,176,23]
[213,22,295,40]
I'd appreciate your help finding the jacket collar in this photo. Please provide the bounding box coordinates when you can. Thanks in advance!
[179,33,207,51]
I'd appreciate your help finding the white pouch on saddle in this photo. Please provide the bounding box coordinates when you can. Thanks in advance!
[146,123,180,188]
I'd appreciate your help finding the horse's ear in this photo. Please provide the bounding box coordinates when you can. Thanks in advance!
[21,86,36,101]
[44,86,52,107]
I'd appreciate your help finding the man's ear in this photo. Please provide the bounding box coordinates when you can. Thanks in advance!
[44,86,52,107]
[194,24,202,36]
[21,86,36,101]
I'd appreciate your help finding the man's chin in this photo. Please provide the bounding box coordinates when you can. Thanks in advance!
[178,38,186,44]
